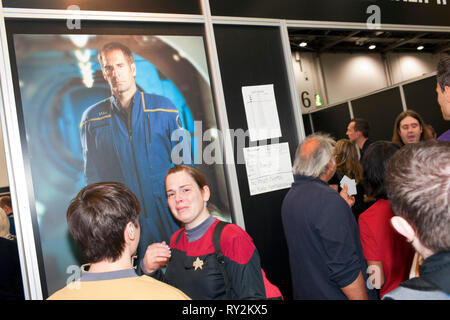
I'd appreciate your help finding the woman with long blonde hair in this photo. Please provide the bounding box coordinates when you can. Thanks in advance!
[334,139,363,183]
[329,139,371,221]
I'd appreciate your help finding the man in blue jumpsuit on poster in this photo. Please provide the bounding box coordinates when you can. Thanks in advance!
[80,42,191,261]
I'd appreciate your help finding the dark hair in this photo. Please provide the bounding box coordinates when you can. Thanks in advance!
[67,182,141,263]
[436,54,450,91]
[98,42,134,66]
[391,109,431,147]
[424,123,437,140]
[385,140,450,252]
[165,165,208,190]
[361,141,399,199]
[351,118,370,138]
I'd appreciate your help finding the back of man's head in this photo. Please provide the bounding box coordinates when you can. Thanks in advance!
[437,54,450,92]
[67,182,141,263]
[351,118,370,138]
[385,140,450,253]
[293,133,335,178]
[0,196,12,211]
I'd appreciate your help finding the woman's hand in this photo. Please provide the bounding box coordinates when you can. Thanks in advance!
[142,241,171,274]
[340,184,355,208]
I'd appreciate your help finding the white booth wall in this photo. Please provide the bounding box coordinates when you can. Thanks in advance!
[293,51,441,112]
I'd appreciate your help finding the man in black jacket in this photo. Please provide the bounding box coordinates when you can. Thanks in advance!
[346,118,373,160]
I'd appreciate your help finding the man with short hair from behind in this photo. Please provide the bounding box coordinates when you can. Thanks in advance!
[436,54,450,141]
[383,140,450,300]
[346,118,373,160]
[281,133,377,300]
[47,182,190,300]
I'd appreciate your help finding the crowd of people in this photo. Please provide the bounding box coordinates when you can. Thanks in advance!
[1,54,449,300]
[281,54,450,300]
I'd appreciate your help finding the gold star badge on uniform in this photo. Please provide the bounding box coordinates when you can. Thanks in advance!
[193,257,204,271]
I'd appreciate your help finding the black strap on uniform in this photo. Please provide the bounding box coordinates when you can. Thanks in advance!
[174,222,232,299]
[212,221,232,299]
[174,229,184,246]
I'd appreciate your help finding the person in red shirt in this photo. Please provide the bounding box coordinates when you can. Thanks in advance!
[359,141,415,298]
[141,165,281,299]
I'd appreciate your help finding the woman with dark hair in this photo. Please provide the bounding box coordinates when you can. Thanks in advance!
[392,110,432,147]
[358,141,414,299]
[141,165,282,300]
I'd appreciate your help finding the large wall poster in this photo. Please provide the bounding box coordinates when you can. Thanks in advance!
[10,30,232,296]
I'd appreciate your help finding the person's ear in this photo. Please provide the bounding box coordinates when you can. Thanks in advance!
[131,63,137,78]
[327,159,336,176]
[391,216,415,242]
[125,222,137,242]
[442,86,450,103]
[101,68,107,81]
[99,58,108,80]
[201,185,211,203]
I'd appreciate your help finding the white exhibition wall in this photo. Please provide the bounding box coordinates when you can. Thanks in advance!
[293,51,441,113]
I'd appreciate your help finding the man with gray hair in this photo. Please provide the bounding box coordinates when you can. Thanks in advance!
[383,140,450,300]
[281,133,376,300]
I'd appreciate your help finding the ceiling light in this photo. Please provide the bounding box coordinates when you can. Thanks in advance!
[369,44,376,50]
[66,35,90,48]
[299,42,307,47]
[417,45,424,51]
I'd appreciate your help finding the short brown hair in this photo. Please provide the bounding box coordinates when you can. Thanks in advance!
[391,109,432,147]
[350,118,370,138]
[0,196,11,209]
[98,42,134,67]
[385,140,450,253]
[67,182,141,263]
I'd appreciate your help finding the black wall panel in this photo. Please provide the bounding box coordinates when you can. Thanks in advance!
[351,88,404,142]
[210,0,450,27]
[3,0,201,14]
[310,103,350,141]
[214,25,298,299]
[302,114,312,137]
[403,76,449,137]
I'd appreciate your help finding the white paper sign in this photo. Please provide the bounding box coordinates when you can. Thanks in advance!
[241,84,282,142]
[340,175,357,196]
[243,143,294,196]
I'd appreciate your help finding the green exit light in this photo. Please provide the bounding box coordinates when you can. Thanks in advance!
[315,94,322,107]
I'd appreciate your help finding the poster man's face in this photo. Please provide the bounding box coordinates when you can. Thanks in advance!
[101,49,136,96]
